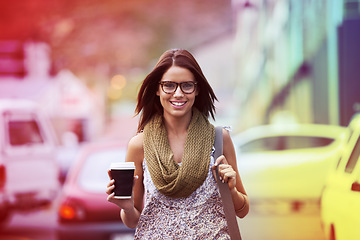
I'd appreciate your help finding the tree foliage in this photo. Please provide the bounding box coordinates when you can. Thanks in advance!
[0,0,232,78]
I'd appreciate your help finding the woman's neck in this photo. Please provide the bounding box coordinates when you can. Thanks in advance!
[163,111,192,135]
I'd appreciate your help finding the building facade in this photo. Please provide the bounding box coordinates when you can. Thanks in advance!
[231,0,360,131]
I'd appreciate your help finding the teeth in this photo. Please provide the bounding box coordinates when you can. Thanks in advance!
[171,101,185,106]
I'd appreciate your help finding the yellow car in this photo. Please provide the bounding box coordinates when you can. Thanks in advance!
[321,114,360,240]
[233,123,348,213]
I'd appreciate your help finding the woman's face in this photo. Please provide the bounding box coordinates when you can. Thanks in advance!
[157,66,198,119]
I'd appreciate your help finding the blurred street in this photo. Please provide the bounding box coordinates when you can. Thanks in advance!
[0,206,134,240]
[0,199,325,240]
[0,208,57,240]
[240,206,325,240]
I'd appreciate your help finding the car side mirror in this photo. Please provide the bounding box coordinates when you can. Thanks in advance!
[351,181,360,192]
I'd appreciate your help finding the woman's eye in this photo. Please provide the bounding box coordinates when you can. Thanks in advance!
[164,83,175,88]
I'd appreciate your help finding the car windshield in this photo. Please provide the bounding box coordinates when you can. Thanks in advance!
[239,136,334,153]
[77,149,126,193]
[345,136,360,173]
[8,120,44,146]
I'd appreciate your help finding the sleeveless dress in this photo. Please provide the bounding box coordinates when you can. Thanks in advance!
[134,148,230,240]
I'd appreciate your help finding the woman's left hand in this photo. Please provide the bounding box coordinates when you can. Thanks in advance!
[212,155,237,190]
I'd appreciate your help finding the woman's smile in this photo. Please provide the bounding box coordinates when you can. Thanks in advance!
[170,100,187,108]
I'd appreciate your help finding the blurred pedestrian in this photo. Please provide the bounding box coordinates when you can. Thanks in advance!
[106,49,249,239]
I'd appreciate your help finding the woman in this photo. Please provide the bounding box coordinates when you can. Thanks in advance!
[106,49,249,239]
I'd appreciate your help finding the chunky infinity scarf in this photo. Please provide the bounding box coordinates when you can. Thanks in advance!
[143,108,215,198]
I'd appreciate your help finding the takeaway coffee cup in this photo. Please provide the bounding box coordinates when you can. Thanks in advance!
[110,162,135,199]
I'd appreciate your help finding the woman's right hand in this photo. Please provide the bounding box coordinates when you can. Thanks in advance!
[106,170,137,212]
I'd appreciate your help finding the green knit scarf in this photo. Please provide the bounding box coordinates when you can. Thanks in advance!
[143,108,215,198]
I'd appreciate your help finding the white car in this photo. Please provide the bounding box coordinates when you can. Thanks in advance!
[321,114,360,240]
[233,124,348,212]
[0,99,59,226]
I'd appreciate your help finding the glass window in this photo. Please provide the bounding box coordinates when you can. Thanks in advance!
[8,120,44,146]
[239,136,334,153]
[337,128,355,169]
[345,136,360,174]
[77,149,126,193]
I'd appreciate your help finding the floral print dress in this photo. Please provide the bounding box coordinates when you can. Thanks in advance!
[134,149,230,240]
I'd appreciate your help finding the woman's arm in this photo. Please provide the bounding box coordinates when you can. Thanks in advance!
[106,133,145,228]
[214,128,249,218]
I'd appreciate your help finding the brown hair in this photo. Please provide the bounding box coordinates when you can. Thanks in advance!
[135,49,217,132]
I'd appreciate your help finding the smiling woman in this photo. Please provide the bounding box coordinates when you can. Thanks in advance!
[134,49,217,132]
[106,49,249,239]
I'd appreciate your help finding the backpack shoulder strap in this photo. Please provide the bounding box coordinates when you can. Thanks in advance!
[214,126,242,240]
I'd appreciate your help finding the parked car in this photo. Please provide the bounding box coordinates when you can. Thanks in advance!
[56,141,135,240]
[233,123,348,212]
[320,113,360,240]
[0,99,59,226]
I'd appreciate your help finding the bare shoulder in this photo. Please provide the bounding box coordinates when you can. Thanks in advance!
[222,127,233,145]
[222,127,237,167]
[126,132,144,165]
[128,132,144,150]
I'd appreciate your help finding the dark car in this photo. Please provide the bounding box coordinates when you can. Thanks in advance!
[56,141,135,240]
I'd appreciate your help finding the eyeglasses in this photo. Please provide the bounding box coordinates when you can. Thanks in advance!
[159,81,197,94]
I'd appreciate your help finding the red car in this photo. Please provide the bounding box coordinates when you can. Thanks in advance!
[56,141,135,240]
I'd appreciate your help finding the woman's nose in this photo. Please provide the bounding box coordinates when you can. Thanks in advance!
[173,85,184,97]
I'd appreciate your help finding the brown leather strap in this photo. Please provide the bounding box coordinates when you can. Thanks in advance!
[214,126,242,240]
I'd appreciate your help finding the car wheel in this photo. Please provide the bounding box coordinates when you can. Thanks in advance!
[330,225,336,240]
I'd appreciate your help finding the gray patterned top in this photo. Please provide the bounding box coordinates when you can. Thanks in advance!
[134,149,230,239]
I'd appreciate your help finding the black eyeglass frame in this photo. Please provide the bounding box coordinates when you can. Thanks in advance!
[159,81,198,94]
